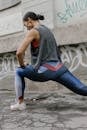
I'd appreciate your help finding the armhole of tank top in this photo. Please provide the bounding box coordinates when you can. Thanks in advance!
[34,27,41,40]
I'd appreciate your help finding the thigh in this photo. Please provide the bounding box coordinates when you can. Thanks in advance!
[16,65,50,82]
[16,65,35,80]
[36,64,68,82]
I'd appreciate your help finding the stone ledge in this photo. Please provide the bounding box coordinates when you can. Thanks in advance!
[0,33,24,53]
[54,22,87,45]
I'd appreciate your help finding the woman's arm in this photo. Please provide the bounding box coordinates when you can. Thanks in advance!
[16,29,38,67]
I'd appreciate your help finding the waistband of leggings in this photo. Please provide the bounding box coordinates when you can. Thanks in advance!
[43,63,63,71]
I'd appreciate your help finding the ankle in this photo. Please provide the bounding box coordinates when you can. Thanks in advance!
[18,96,24,104]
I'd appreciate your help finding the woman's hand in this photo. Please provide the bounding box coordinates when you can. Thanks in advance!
[24,61,29,66]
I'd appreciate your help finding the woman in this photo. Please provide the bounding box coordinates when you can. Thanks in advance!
[10,12,87,110]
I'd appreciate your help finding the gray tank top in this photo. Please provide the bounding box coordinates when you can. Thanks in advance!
[30,25,60,70]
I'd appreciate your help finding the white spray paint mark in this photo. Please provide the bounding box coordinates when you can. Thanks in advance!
[61,44,87,72]
[0,53,18,80]
[0,44,87,80]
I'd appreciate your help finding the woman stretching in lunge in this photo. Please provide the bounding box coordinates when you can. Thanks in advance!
[10,12,87,110]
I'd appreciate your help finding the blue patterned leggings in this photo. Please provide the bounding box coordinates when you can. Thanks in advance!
[15,64,87,100]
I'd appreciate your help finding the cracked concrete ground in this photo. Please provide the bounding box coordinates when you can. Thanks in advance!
[0,87,87,130]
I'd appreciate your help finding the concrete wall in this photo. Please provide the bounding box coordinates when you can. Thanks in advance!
[0,0,24,53]
[54,0,87,45]
[0,0,87,92]
[22,0,87,45]
[1,0,87,47]
[22,0,54,29]
[0,0,21,11]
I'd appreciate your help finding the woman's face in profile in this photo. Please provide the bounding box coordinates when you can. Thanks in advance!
[23,19,33,30]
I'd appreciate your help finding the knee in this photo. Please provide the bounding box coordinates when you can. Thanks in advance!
[15,67,23,76]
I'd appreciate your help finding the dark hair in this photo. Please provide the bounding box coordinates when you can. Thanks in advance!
[23,12,44,21]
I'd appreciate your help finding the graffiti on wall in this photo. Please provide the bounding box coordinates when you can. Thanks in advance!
[0,53,18,80]
[0,44,87,80]
[61,43,87,72]
[56,0,87,23]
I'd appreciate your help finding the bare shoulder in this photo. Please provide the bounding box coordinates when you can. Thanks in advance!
[27,28,39,36]
[26,28,39,40]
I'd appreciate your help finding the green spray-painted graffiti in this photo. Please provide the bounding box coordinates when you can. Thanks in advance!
[57,0,87,23]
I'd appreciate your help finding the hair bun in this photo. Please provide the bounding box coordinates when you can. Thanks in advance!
[37,14,44,20]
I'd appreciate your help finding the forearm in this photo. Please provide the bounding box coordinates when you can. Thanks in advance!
[16,54,25,67]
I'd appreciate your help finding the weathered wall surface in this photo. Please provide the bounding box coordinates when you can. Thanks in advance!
[0,0,24,53]
[22,0,87,45]
[0,43,87,92]
[0,0,87,92]
[0,0,21,11]
[1,0,87,48]
[22,0,54,29]
[54,0,87,45]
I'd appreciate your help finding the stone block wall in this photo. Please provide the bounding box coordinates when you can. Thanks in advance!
[0,43,87,92]
[0,0,87,92]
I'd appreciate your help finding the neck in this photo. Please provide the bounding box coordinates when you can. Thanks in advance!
[33,21,40,28]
